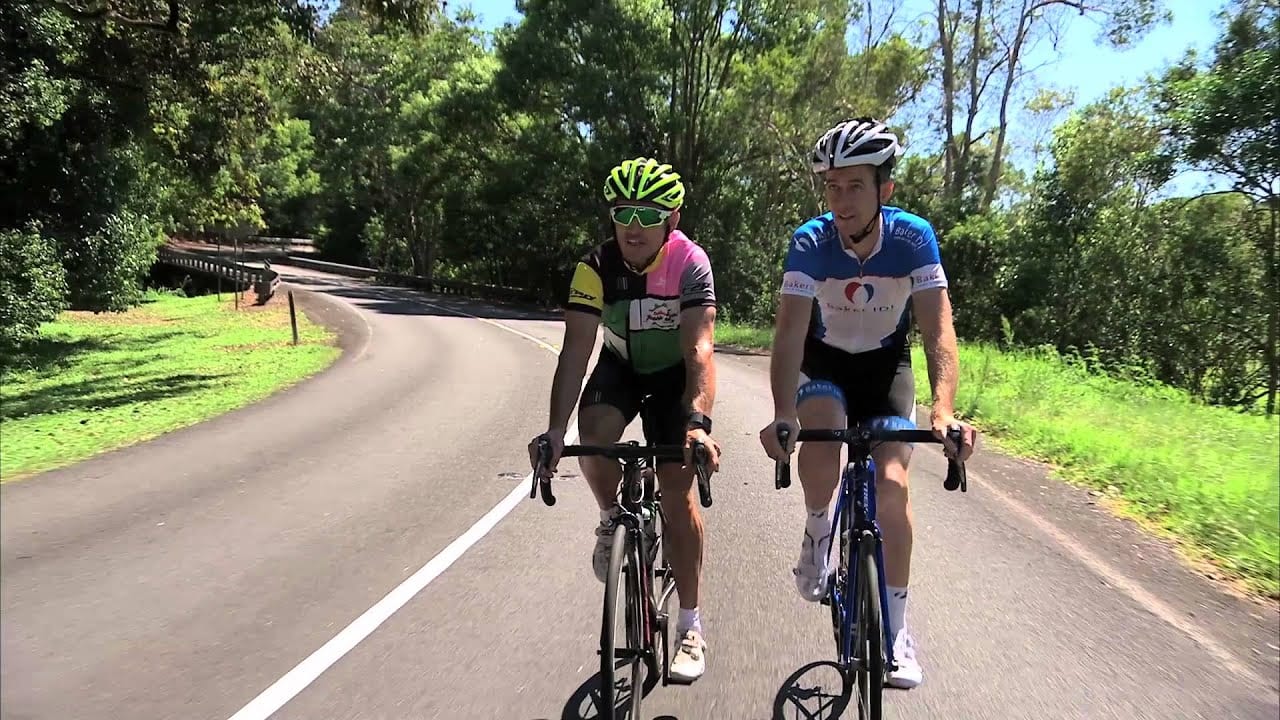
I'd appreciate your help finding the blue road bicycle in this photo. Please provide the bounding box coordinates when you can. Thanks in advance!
[773,385,968,719]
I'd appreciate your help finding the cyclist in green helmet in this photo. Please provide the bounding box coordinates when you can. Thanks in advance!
[529,156,721,683]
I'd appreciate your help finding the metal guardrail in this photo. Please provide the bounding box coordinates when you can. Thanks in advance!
[275,256,544,306]
[156,246,281,304]
[247,236,316,251]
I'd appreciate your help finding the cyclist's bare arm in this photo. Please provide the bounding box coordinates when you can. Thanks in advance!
[769,293,812,422]
[547,309,598,435]
[910,287,959,422]
[679,304,717,417]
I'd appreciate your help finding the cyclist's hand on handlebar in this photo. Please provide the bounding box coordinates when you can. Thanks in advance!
[684,428,720,473]
[930,411,977,463]
[528,428,565,479]
[759,417,798,462]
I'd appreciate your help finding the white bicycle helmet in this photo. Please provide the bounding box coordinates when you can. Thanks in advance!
[811,117,903,174]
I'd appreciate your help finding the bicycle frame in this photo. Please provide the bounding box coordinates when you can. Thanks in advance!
[606,447,676,681]
[829,445,896,672]
[532,435,713,713]
[775,421,967,683]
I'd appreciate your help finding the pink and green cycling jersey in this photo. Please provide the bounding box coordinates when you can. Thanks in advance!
[565,230,716,374]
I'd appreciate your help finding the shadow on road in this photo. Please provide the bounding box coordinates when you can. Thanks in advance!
[772,661,851,720]
[715,344,770,357]
[553,665,634,720]
[280,274,561,322]
[522,661,683,720]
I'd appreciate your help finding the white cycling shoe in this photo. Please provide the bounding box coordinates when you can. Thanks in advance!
[591,508,621,582]
[793,527,832,602]
[668,629,708,683]
[886,629,923,689]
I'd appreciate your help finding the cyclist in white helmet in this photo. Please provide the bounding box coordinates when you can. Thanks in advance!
[759,117,979,689]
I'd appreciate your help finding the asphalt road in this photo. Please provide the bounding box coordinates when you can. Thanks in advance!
[2,266,1277,720]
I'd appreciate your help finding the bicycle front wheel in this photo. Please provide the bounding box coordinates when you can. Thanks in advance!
[853,532,884,720]
[600,523,644,720]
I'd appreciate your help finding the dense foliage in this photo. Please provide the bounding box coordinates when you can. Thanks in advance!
[3,0,1275,414]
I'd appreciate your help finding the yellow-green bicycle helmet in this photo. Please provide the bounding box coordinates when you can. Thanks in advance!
[602,157,685,210]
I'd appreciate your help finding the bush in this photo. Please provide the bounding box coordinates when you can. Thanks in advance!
[60,210,163,313]
[0,222,68,348]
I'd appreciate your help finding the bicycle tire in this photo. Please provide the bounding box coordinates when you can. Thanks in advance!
[829,508,848,665]
[829,480,854,668]
[599,523,645,720]
[647,502,672,687]
[627,536,647,719]
[853,532,884,720]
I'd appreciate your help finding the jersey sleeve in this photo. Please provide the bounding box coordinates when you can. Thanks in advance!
[908,221,948,293]
[678,246,716,310]
[566,260,604,315]
[779,226,824,298]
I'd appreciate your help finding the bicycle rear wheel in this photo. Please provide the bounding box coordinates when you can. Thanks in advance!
[852,531,884,719]
[600,523,645,720]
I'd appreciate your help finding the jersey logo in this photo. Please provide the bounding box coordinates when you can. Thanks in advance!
[569,288,597,302]
[637,298,679,330]
[844,281,875,304]
[893,224,929,251]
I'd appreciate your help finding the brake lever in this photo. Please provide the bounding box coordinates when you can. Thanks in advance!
[775,426,791,489]
[692,440,713,508]
[532,436,557,505]
[942,426,967,493]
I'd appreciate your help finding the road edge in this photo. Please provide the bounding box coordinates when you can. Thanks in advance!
[284,281,372,369]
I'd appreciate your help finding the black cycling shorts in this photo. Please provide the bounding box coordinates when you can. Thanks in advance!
[580,349,688,457]
[799,335,916,425]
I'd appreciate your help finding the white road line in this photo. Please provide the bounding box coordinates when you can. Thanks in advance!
[226,289,575,720]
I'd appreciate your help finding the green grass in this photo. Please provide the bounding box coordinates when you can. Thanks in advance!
[716,321,1280,599]
[717,322,774,350]
[0,290,341,481]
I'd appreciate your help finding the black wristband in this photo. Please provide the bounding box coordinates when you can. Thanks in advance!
[686,412,712,434]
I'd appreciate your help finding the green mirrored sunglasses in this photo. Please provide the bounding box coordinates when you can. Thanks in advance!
[611,205,671,228]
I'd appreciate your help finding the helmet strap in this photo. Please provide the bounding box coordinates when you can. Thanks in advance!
[845,176,884,246]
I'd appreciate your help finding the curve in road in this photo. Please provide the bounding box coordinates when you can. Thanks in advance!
[2,266,1276,720]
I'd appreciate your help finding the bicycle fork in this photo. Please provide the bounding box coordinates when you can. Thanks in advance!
[862,459,897,674]
[834,460,897,675]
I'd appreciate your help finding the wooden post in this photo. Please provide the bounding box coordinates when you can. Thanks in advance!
[288,291,299,345]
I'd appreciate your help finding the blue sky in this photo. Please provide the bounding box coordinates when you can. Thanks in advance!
[456,0,1222,106]
[452,0,1231,194]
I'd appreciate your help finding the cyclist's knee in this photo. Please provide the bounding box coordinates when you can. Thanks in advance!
[796,383,844,484]
[797,437,840,467]
[796,379,846,428]
[577,403,626,445]
[656,462,695,496]
[876,456,911,503]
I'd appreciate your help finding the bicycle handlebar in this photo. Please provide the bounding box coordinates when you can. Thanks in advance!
[532,437,715,508]
[773,425,968,493]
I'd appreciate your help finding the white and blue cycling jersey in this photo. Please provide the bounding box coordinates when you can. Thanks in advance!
[780,205,948,356]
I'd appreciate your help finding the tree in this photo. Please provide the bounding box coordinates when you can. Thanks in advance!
[1160,0,1279,414]
[930,0,1168,217]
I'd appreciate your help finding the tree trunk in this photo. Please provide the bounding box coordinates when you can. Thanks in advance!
[1267,196,1278,415]
[937,0,957,195]
[980,0,1031,212]
[955,0,984,199]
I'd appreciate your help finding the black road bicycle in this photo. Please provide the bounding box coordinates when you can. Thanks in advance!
[533,427,713,720]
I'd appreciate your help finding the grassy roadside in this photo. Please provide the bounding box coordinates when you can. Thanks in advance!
[0,289,341,482]
[715,321,1280,599]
